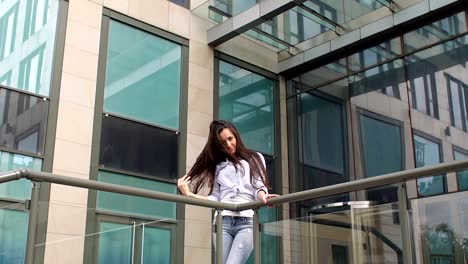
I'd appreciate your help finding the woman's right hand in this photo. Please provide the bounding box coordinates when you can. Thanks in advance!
[177,175,192,196]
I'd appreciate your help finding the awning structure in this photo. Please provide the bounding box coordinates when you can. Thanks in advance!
[192,0,395,52]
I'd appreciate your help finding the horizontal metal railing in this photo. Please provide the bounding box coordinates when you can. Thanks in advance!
[1,159,468,264]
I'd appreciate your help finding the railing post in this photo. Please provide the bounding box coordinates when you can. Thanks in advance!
[253,209,260,264]
[398,183,413,264]
[25,181,40,264]
[216,210,223,264]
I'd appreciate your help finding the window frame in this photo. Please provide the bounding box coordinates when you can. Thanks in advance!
[84,9,189,264]
[286,80,349,216]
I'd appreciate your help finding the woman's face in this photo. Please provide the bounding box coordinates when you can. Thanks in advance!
[218,128,237,155]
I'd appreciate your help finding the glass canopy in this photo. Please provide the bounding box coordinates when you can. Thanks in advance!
[192,0,396,51]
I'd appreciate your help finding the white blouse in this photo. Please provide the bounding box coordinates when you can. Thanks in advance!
[207,153,268,217]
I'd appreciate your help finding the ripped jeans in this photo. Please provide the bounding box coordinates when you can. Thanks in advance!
[213,216,253,264]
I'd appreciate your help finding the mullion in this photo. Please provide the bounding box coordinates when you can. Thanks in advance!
[460,84,468,131]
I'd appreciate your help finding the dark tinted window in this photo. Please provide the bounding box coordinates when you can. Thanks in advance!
[0,88,48,155]
[264,155,277,194]
[99,115,178,180]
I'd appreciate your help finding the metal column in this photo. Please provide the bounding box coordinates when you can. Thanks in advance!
[25,181,41,264]
[253,209,260,264]
[398,183,414,264]
[216,210,223,264]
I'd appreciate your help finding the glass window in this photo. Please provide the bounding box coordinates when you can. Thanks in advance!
[99,115,178,180]
[98,221,172,264]
[453,148,468,191]
[97,171,177,219]
[104,20,182,130]
[0,87,49,155]
[143,226,171,264]
[413,133,444,196]
[0,209,28,264]
[404,12,467,52]
[332,245,349,264]
[0,0,59,96]
[98,222,133,264]
[446,75,468,131]
[360,114,403,177]
[218,60,275,155]
[0,150,41,200]
[301,92,345,178]
[359,113,403,203]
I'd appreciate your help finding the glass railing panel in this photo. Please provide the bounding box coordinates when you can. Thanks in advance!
[31,199,183,264]
[263,201,404,263]
[411,190,468,264]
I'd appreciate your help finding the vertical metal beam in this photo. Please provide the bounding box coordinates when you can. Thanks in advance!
[216,210,223,264]
[398,183,414,264]
[253,209,261,264]
[25,181,41,264]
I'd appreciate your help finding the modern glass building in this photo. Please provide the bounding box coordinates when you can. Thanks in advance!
[0,0,468,263]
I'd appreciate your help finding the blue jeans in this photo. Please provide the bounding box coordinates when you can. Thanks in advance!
[213,216,253,264]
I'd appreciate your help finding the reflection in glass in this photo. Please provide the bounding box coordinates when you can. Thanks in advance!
[0,88,49,155]
[348,38,401,72]
[292,89,348,209]
[412,192,468,264]
[404,12,467,53]
[414,134,444,196]
[359,113,402,203]
[104,20,182,129]
[350,59,405,98]
[98,222,133,264]
[99,115,178,180]
[453,149,468,191]
[0,0,59,96]
[446,74,468,132]
[97,171,177,219]
[0,151,41,200]
[284,1,337,45]
[0,3,18,60]
[407,34,468,118]
[0,71,11,86]
[300,59,347,89]
[0,209,28,264]
[218,60,275,155]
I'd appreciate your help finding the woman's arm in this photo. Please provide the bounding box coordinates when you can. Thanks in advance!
[177,175,208,200]
[254,153,279,204]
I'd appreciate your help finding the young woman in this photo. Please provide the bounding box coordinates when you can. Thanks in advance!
[177,120,278,264]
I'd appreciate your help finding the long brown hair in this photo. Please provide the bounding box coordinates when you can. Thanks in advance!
[188,120,270,194]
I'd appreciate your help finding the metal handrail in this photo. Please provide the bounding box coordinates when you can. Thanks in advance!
[1,158,468,264]
[2,159,468,211]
